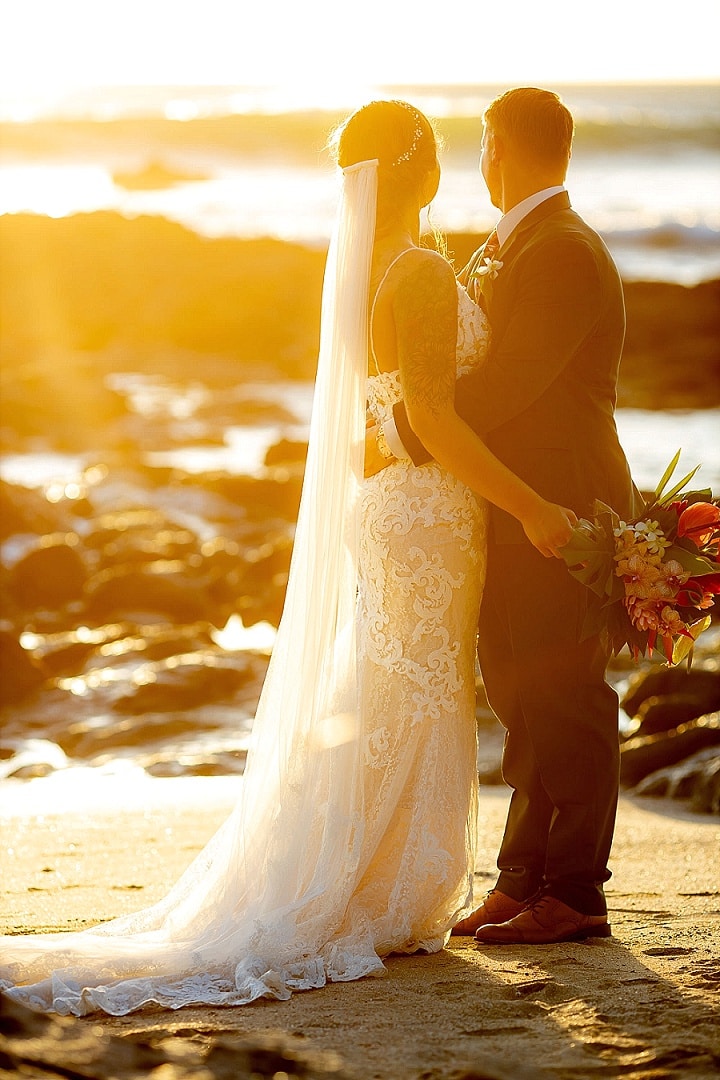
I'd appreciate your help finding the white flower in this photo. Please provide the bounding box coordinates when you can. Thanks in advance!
[630,519,669,554]
[473,256,503,281]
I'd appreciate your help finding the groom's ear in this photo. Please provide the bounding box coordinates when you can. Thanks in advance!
[488,132,504,162]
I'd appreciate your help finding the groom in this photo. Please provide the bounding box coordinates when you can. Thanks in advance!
[368,87,639,944]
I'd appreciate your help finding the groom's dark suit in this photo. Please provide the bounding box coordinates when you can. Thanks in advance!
[393,191,640,915]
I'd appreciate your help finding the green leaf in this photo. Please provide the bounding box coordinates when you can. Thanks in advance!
[657,464,702,507]
[665,544,720,577]
[653,449,682,501]
[671,616,712,666]
[653,505,680,538]
[561,521,615,599]
[590,499,620,519]
[682,488,714,504]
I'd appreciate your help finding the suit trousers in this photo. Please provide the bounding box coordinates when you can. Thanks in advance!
[477,538,621,916]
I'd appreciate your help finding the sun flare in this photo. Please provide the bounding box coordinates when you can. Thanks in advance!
[1,0,718,111]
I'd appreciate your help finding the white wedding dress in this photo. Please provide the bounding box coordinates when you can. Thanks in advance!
[0,167,489,1017]
[354,271,489,950]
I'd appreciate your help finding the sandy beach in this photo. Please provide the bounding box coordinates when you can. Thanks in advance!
[2,780,718,1079]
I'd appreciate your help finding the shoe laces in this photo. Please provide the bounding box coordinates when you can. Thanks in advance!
[528,895,554,915]
[520,887,546,912]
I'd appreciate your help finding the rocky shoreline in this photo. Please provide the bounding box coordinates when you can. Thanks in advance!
[1,213,719,407]
[1,212,718,810]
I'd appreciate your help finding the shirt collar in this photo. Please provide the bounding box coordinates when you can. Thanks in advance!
[495,186,566,249]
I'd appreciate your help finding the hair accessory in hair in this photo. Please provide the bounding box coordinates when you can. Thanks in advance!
[391,103,424,167]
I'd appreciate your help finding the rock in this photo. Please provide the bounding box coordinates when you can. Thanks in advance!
[28,638,98,678]
[1,213,717,398]
[265,437,308,466]
[83,509,200,564]
[0,992,350,1078]
[620,279,720,409]
[111,652,258,714]
[81,507,142,537]
[0,480,72,541]
[633,693,720,736]
[21,623,134,677]
[7,534,88,608]
[620,714,720,787]
[90,623,216,666]
[691,752,720,814]
[85,562,213,623]
[197,472,303,522]
[631,746,720,811]
[0,214,325,375]
[6,761,56,780]
[0,630,45,702]
[0,351,129,447]
[112,159,211,190]
[223,533,294,628]
[144,748,247,777]
[58,711,218,756]
[98,527,199,566]
[621,667,720,722]
[0,992,165,1078]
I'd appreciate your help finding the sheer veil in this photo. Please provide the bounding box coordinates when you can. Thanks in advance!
[0,160,380,1015]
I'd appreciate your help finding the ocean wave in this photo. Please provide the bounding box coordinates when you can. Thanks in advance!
[1,87,718,160]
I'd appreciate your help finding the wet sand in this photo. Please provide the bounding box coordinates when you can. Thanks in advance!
[2,783,718,1078]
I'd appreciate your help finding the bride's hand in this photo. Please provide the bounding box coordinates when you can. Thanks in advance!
[365,425,392,478]
[522,500,578,559]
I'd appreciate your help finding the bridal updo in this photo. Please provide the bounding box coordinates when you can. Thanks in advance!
[330,100,439,227]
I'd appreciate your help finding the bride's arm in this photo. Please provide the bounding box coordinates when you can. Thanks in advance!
[394,254,575,557]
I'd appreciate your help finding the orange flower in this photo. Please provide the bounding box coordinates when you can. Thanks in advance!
[677,501,720,547]
[624,596,662,632]
[616,553,667,600]
[658,605,688,636]
[658,559,690,594]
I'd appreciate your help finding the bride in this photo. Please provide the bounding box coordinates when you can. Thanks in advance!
[0,100,574,1016]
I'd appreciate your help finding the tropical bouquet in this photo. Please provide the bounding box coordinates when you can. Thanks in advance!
[561,451,720,666]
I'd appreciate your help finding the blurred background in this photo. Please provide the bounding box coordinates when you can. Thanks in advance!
[1,0,719,802]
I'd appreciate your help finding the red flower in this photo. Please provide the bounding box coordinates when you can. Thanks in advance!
[676,573,720,609]
[677,502,720,548]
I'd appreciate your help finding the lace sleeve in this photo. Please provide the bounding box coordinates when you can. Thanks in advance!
[392,252,458,419]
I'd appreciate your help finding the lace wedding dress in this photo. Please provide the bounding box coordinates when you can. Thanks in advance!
[355,274,489,950]
[0,166,489,1017]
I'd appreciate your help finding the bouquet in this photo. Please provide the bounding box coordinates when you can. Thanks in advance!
[561,451,720,666]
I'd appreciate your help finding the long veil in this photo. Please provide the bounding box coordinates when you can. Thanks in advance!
[0,160,380,1016]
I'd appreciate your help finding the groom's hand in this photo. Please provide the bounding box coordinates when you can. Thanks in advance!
[365,424,395,478]
[524,503,578,559]
[546,506,579,558]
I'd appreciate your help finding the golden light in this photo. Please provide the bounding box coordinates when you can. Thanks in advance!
[1,0,718,112]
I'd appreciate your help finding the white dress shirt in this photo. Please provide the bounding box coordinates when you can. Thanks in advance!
[382,185,566,460]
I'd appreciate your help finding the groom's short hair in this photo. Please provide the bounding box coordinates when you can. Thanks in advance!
[485,87,574,164]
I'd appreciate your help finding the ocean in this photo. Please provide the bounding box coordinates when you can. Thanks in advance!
[1,83,718,788]
[1,81,719,284]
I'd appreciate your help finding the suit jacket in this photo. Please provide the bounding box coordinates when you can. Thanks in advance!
[394,192,640,543]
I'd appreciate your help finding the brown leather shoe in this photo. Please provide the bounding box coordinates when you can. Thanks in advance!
[474,894,611,945]
[451,889,527,936]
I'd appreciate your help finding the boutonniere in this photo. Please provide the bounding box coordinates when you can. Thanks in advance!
[470,255,503,282]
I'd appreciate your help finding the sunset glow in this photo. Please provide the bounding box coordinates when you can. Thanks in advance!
[1,0,718,108]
